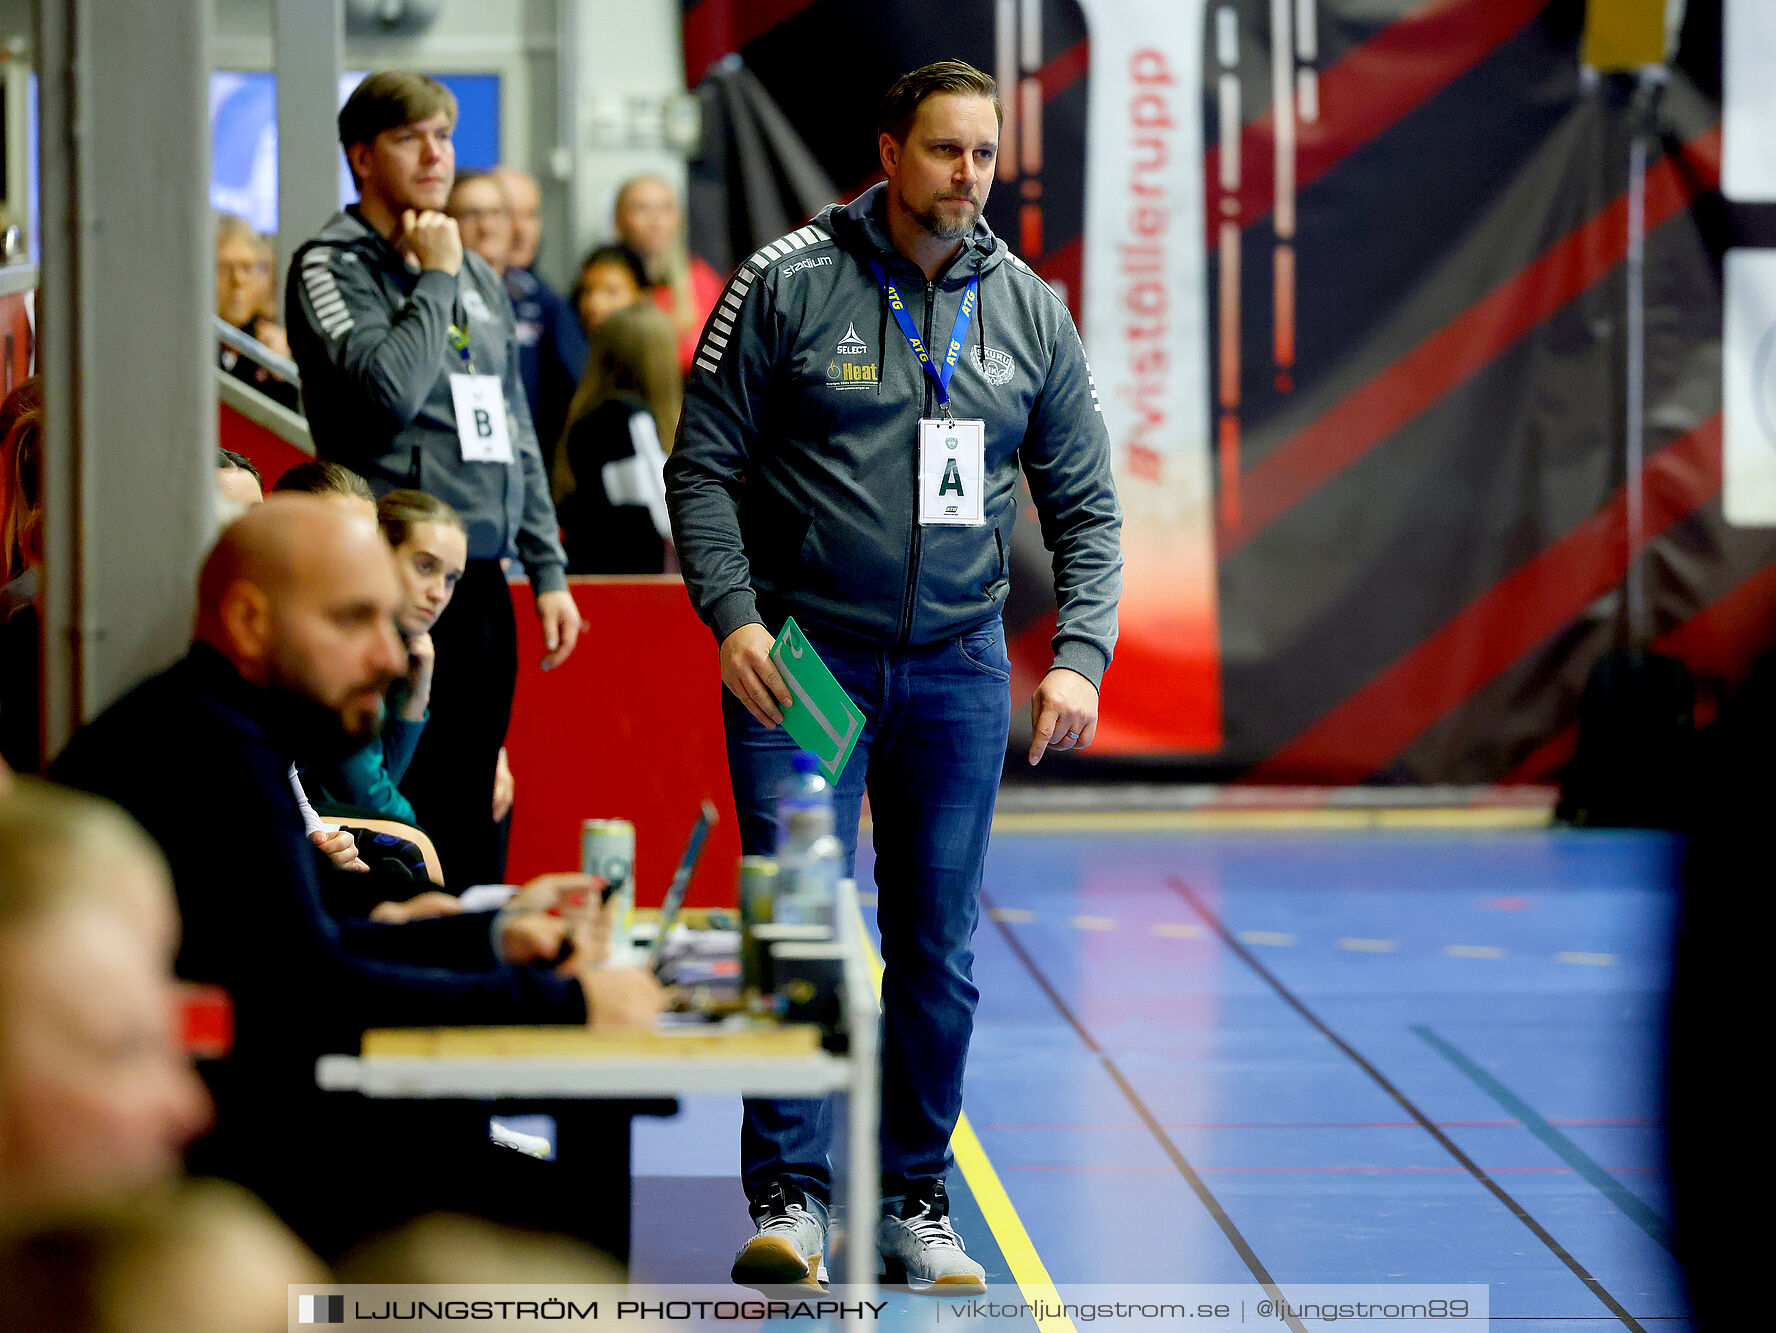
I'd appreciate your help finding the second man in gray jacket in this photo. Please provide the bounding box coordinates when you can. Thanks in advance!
[288,71,583,888]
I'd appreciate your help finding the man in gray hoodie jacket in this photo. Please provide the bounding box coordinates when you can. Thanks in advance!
[287,72,583,889]
[666,60,1122,1292]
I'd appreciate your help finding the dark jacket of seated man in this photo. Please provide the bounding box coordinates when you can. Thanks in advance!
[49,643,586,1223]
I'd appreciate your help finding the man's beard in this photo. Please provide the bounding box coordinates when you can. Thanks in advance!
[260,676,387,765]
[910,191,981,242]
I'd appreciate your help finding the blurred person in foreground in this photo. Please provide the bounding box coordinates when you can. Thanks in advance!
[613,173,723,375]
[50,497,660,1254]
[553,300,680,574]
[0,1179,325,1333]
[287,70,581,890]
[493,165,586,454]
[0,780,213,1220]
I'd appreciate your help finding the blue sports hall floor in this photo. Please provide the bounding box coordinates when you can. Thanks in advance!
[628,816,1688,1332]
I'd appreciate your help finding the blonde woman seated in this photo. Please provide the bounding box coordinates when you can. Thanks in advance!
[302,490,466,831]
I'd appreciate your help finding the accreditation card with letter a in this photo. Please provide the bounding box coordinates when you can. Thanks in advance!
[918,417,986,526]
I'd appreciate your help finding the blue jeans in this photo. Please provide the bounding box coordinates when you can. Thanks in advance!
[725,620,1013,1207]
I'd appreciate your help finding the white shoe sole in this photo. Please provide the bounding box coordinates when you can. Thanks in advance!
[731,1235,828,1291]
[881,1254,987,1295]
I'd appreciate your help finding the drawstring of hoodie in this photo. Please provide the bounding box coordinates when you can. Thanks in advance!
[876,279,889,398]
[973,251,985,381]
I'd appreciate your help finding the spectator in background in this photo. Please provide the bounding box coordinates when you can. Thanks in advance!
[0,779,213,1218]
[613,174,723,375]
[287,70,581,891]
[554,302,680,575]
[1,390,42,773]
[444,169,513,275]
[215,214,299,411]
[215,449,264,510]
[571,243,650,338]
[0,384,40,593]
[494,166,586,455]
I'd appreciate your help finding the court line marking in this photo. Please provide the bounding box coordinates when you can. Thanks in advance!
[1412,1025,1672,1252]
[1238,929,1297,946]
[1003,1164,1659,1174]
[978,1118,1657,1130]
[850,901,1072,1333]
[1169,877,1649,1333]
[979,889,1311,1333]
[989,808,1551,834]
[959,910,1614,963]
[1338,937,1399,952]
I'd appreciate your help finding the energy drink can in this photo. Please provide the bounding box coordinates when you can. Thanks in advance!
[738,856,778,993]
[581,818,636,944]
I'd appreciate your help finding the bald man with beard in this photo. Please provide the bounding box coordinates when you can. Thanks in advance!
[51,497,659,1254]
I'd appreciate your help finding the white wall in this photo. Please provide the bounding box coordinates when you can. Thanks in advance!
[209,0,690,292]
[563,0,686,282]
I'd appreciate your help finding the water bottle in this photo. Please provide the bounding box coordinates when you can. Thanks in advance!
[775,751,840,930]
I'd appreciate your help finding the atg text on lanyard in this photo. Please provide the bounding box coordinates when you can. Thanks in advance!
[870,262,979,420]
[871,262,986,527]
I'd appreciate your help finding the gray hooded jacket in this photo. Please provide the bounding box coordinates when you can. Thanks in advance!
[665,184,1122,687]
[286,208,567,592]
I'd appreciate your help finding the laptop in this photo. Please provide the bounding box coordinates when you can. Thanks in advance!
[646,800,718,973]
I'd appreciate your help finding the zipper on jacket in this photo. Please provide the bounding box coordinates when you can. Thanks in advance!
[896,273,935,645]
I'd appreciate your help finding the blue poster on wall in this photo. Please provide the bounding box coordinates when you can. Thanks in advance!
[209,71,501,235]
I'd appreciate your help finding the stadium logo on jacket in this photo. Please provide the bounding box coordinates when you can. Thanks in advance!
[974,345,1014,386]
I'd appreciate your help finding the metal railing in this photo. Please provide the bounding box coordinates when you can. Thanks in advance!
[214,314,301,386]
[214,315,313,455]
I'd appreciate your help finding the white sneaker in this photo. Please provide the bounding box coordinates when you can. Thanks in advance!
[731,1181,829,1289]
[877,1181,987,1293]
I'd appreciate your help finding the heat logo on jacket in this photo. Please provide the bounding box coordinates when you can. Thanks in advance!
[828,321,876,390]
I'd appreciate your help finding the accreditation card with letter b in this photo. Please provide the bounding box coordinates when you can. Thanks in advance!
[449,373,514,463]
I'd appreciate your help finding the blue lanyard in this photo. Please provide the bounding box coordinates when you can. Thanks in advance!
[869,262,978,417]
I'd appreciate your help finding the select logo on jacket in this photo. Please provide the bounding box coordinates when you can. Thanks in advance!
[298,1293,345,1323]
[827,321,877,390]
